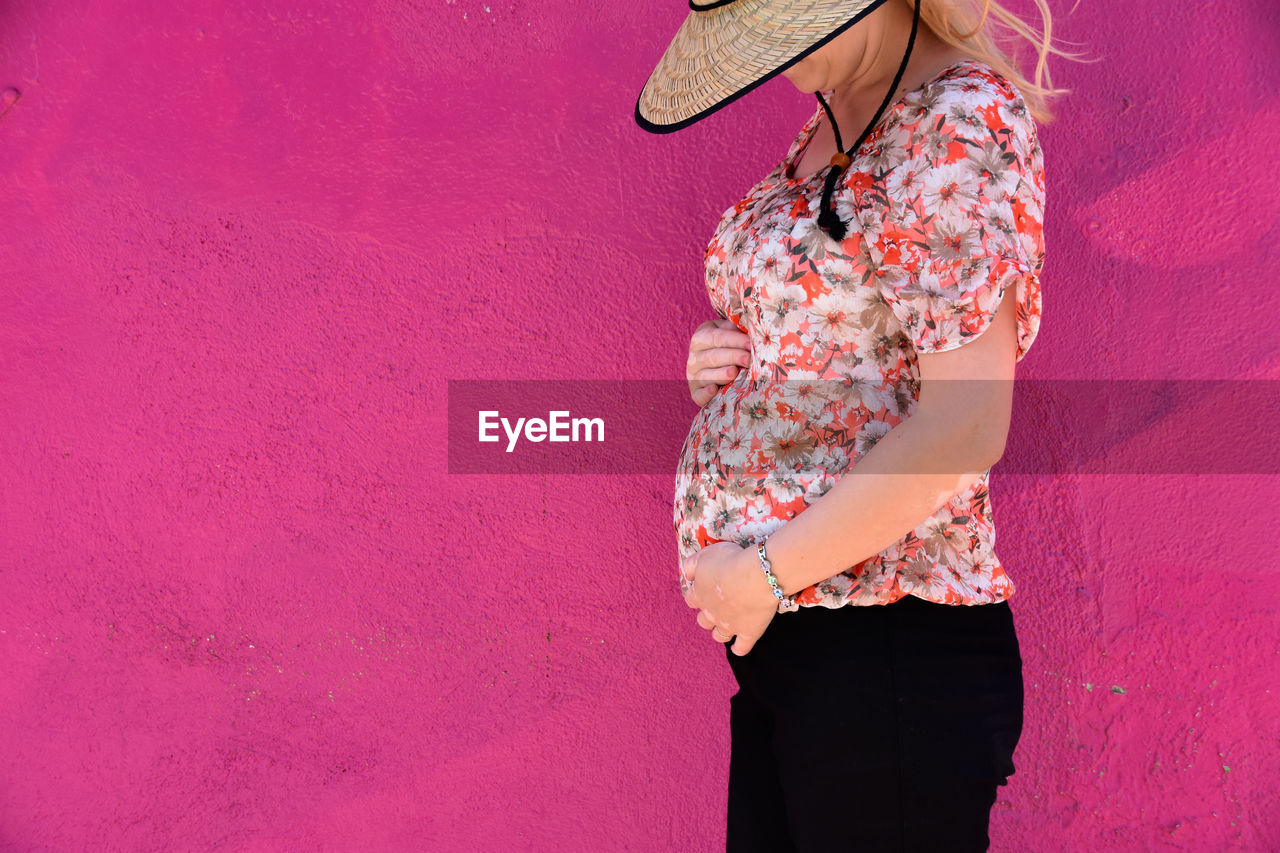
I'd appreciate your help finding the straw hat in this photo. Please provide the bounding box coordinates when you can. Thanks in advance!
[634,0,921,241]
[635,0,895,134]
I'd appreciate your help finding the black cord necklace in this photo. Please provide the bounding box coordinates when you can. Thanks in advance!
[813,0,922,241]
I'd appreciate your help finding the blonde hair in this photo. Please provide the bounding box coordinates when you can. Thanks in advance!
[908,0,1092,124]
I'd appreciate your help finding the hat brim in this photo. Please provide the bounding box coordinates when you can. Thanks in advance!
[635,0,891,134]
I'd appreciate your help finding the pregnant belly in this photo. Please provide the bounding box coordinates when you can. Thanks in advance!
[673,376,866,555]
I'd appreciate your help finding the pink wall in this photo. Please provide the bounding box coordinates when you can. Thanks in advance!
[2,0,1277,849]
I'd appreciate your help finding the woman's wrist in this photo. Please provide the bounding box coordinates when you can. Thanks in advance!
[741,538,798,610]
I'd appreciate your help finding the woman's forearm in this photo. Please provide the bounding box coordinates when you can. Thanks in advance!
[765,412,1001,597]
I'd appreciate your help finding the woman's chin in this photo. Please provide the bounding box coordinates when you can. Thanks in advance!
[779,72,819,94]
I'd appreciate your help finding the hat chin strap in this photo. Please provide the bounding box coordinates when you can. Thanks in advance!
[814,0,922,242]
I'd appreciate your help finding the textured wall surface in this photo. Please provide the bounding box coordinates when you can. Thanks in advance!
[2,0,1278,850]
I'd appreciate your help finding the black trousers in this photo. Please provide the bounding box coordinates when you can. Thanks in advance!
[724,595,1024,853]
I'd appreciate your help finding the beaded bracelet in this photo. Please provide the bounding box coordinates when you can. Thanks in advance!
[755,538,798,611]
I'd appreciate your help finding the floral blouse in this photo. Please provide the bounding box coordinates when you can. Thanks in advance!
[673,59,1045,610]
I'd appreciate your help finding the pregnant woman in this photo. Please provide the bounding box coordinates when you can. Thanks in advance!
[635,0,1076,850]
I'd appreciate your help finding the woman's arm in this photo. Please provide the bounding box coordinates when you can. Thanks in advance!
[762,283,1021,597]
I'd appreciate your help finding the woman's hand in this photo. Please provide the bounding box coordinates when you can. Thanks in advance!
[687,318,752,407]
[681,541,779,656]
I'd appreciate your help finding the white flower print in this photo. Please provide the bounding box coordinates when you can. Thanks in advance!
[853,417,893,458]
[703,492,745,539]
[723,254,751,286]
[808,291,862,340]
[760,420,818,468]
[832,358,896,412]
[704,253,724,290]
[675,481,705,526]
[820,256,860,294]
[777,370,834,419]
[866,255,911,293]
[762,466,806,503]
[947,102,987,136]
[898,555,950,598]
[954,545,995,592]
[896,266,964,305]
[758,281,809,336]
[817,444,851,477]
[851,205,887,246]
[889,380,919,421]
[876,106,907,139]
[779,337,805,356]
[954,254,996,292]
[742,498,775,525]
[695,426,720,469]
[852,561,894,600]
[918,517,970,562]
[750,239,791,289]
[920,162,981,220]
[724,472,763,504]
[1014,174,1043,222]
[863,133,911,172]
[751,323,782,365]
[886,153,933,203]
[792,327,831,363]
[724,281,745,323]
[798,471,839,504]
[977,199,1016,239]
[965,139,1020,200]
[816,572,855,599]
[737,517,786,548]
[845,282,890,319]
[900,82,946,124]
[717,424,753,471]
[854,323,903,374]
[925,208,982,263]
[917,125,955,161]
[1018,231,1039,268]
[999,95,1029,129]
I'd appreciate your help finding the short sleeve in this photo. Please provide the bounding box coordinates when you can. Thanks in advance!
[867,76,1044,362]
